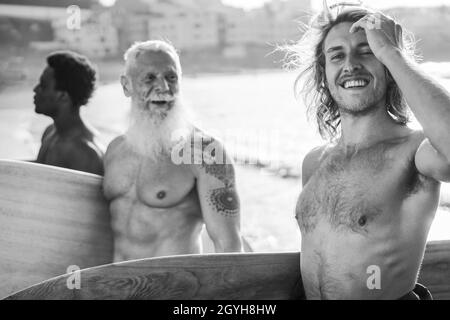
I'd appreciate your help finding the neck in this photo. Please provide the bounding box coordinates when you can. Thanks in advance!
[339,104,406,148]
[53,106,84,135]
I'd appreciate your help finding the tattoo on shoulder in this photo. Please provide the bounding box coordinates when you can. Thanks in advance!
[190,134,236,185]
[190,130,239,216]
[203,163,235,185]
[207,187,239,217]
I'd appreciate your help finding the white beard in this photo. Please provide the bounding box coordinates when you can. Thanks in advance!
[125,98,193,161]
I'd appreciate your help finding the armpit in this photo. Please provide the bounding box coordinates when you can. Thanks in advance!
[405,170,436,196]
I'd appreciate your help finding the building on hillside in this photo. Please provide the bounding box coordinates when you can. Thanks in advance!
[223,0,311,47]
[0,1,119,58]
[111,0,312,54]
[112,0,153,53]
[113,0,221,53]
[52,7,118,58]
[148,6,219,51]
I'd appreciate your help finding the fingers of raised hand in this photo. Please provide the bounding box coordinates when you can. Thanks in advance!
[350,13,394,33]
[395,23,404,49]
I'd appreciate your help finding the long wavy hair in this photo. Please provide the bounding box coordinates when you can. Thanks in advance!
[283,6,418,141]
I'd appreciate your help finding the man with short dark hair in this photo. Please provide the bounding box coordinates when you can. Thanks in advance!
[288,4,450,299]
[33,51,104,175]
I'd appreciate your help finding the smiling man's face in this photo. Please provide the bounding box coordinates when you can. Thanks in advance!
[324,22,388,116]
[125,50,180,119]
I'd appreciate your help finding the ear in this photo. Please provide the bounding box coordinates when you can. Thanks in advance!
[120,75,133,97]
[56,91,72,105]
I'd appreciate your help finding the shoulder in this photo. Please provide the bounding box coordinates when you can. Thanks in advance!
[189,127,235,176]
[192,127,229,161]
[374,128,424,161]
[51,138,104,175]
[191,127,219,145]
[302,145,329,186]
[302,145,328,170]
[391,127,424,148]
[41,124,55,141]
[57,137,103,161]
[105,135,126,156]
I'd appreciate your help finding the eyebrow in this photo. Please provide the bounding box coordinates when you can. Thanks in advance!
[326,46,343,53]
[325,42,371,54]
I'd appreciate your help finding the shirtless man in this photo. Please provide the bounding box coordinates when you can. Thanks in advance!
[289,5,450,299]
[33,51,104,175]
[103,41,242,261]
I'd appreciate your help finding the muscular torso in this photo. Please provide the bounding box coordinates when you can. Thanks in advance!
[103,136,203,262]
[296,133,440,299]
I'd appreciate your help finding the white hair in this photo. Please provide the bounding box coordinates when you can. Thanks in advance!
[123,40,182,76]
[125,98,192,161]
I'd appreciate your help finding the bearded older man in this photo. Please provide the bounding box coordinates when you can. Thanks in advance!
[289,4,450,299]
[103,40,242,262]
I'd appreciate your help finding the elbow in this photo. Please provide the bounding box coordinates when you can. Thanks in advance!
[213,236,243,253]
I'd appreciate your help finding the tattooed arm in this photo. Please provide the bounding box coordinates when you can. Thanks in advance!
[191,132,242,253]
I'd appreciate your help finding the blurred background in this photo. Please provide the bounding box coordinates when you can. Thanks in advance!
[1,0,450,252]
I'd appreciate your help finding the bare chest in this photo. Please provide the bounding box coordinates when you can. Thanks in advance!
[103,144,195,207]
[296,148,415,234]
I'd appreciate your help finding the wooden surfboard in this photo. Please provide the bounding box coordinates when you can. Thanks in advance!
[0,159,251,299]
[5,240,450,300]
[1,159,450,300]
[0,160,114,299]
[5,252,303,300]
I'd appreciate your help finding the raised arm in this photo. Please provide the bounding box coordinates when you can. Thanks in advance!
[351,13,450,181]
[191,132,242,253]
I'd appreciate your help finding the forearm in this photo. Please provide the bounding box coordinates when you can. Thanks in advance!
[383,49,450,159]
[212,233,243,253]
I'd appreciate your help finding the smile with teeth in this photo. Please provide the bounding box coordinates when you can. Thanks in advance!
[342,79,369,89]
[146,93,175,106]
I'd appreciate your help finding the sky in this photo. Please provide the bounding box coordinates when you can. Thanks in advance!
[98,0,450,10]
[222,0,450,10]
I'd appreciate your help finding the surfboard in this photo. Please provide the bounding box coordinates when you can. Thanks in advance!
[0,160,114,299]
[0,159,251,299]
[1,159,450,300]
[5,252,303,300]
[5,240,450,300]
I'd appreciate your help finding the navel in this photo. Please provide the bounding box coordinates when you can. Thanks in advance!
[157,191,166,200]
[358,215,367,227]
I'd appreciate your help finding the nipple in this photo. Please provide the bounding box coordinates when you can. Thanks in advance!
[157,191,166,200]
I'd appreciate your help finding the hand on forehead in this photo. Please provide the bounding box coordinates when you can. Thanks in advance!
[324,22,368,53]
